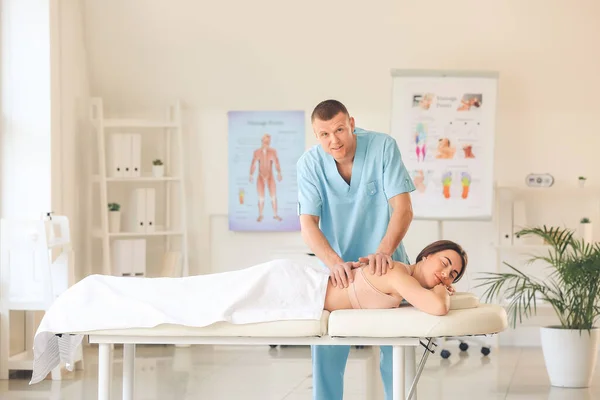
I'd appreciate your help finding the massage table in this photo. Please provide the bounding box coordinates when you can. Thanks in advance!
[76,292,507,400]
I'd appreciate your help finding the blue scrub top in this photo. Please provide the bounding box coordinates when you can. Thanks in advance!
[296,128,415,264]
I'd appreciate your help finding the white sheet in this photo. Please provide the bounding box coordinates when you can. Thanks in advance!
[30,259,329,384]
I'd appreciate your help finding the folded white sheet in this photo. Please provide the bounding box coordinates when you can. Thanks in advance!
[30,259,329,384]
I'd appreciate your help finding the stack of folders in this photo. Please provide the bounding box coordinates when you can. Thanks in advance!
[112,239,146,276]
[129,188,156,234]
[108,133,142,178]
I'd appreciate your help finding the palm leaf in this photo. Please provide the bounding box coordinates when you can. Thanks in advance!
[477,225,600,331]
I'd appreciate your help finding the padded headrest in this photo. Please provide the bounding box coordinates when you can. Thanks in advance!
[449,292,480,310]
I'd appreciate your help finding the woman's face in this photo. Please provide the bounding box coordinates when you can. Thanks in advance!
[420,249,463,288]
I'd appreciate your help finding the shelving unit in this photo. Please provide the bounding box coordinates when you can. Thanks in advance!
[494,182,600,249]
[496,183,600,197]
[86,98,189,278]
[488,183,598,346]
[492,181,599,298]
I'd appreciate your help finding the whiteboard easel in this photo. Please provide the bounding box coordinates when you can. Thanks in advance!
[389,70,500,365]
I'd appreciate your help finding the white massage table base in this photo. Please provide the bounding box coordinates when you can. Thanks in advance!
[78,297,506,399]
[88,334,441,400]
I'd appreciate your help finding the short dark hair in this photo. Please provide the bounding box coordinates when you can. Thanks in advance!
[415,240,468,283]
[311,99,349,122]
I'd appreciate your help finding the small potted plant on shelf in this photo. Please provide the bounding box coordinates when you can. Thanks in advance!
[578,176,587,188]
[108,202,121,233]
[580,217,593,244]
[152,159,164,178]
[476,226,600,388]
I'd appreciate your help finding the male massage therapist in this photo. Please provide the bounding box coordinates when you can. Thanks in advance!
[296,99,415,400]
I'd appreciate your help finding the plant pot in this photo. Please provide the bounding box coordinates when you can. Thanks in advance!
[578,179,586,188]
[580,223,593,244]
[109,211,121,233]
[152,165,164,178]
[540,326,599,388]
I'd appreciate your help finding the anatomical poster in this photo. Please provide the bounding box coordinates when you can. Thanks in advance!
[390,71,498,220]
[228,110,305,231]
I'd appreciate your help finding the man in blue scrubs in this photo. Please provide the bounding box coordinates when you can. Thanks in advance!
[297,99,415,399]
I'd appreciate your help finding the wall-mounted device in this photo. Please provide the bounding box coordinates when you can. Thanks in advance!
[525,173,554,188]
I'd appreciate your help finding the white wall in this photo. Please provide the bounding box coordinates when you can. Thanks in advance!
[79,0,600,345]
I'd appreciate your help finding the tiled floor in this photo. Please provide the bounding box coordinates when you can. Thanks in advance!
[0,343,598,399]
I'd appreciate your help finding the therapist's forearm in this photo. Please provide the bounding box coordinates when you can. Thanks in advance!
[301,219,343,269]
[376,208,413,256]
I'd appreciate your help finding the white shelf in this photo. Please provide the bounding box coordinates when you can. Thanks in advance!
[103,118,178,128]
[110,231,183,238]
[92,175,181,182]
[93,229,183,238]
[87,97,189,278]
[8,350,33,370]
[497,184,600,196]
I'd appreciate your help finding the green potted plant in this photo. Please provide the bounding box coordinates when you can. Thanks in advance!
[477,226,600,388]
[108,202,121,233]
[578,176,587,188]
[152,159,164,178]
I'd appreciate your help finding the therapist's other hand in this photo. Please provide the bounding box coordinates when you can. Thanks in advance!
[358,253,394,276]
[329,262,360,288]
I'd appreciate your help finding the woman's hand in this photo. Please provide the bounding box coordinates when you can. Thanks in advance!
[432,283,449,297]
[446,285,455,296]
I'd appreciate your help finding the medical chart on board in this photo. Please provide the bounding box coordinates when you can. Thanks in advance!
[228,110,305,232]
[391,72,497,220]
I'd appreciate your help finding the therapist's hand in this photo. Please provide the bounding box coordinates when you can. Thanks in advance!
[358,253,394,276]
[329,262,360,288]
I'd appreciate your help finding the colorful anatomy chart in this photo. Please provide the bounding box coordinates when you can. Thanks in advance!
[390,70,498,220]
[228,110,305,231]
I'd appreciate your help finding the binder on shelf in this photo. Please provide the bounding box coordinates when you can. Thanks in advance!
[129,188,156,233]
[132,239,146,275]
[145,188,156,233]
[497,189,514,246]
[108,133,141,178]
[112,239,146,276]
[127,133,142,178]
[512,200,528,245]
[121,134,132,177]
[109,134,124,177]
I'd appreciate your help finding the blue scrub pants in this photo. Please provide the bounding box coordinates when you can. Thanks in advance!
[311,344,393,400]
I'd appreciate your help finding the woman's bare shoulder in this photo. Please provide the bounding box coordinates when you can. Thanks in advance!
[361,262,411,295]
[391,261,412,277]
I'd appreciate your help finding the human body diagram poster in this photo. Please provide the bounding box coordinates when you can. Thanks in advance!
[228,110,305,231]
[390,71,498,220]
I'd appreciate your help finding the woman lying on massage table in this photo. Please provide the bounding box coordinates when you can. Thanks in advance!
[322,239,467,315]
[31,238,468,374]
[30,240,474,386]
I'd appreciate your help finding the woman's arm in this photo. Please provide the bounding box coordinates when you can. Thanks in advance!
[390,273,451,316]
